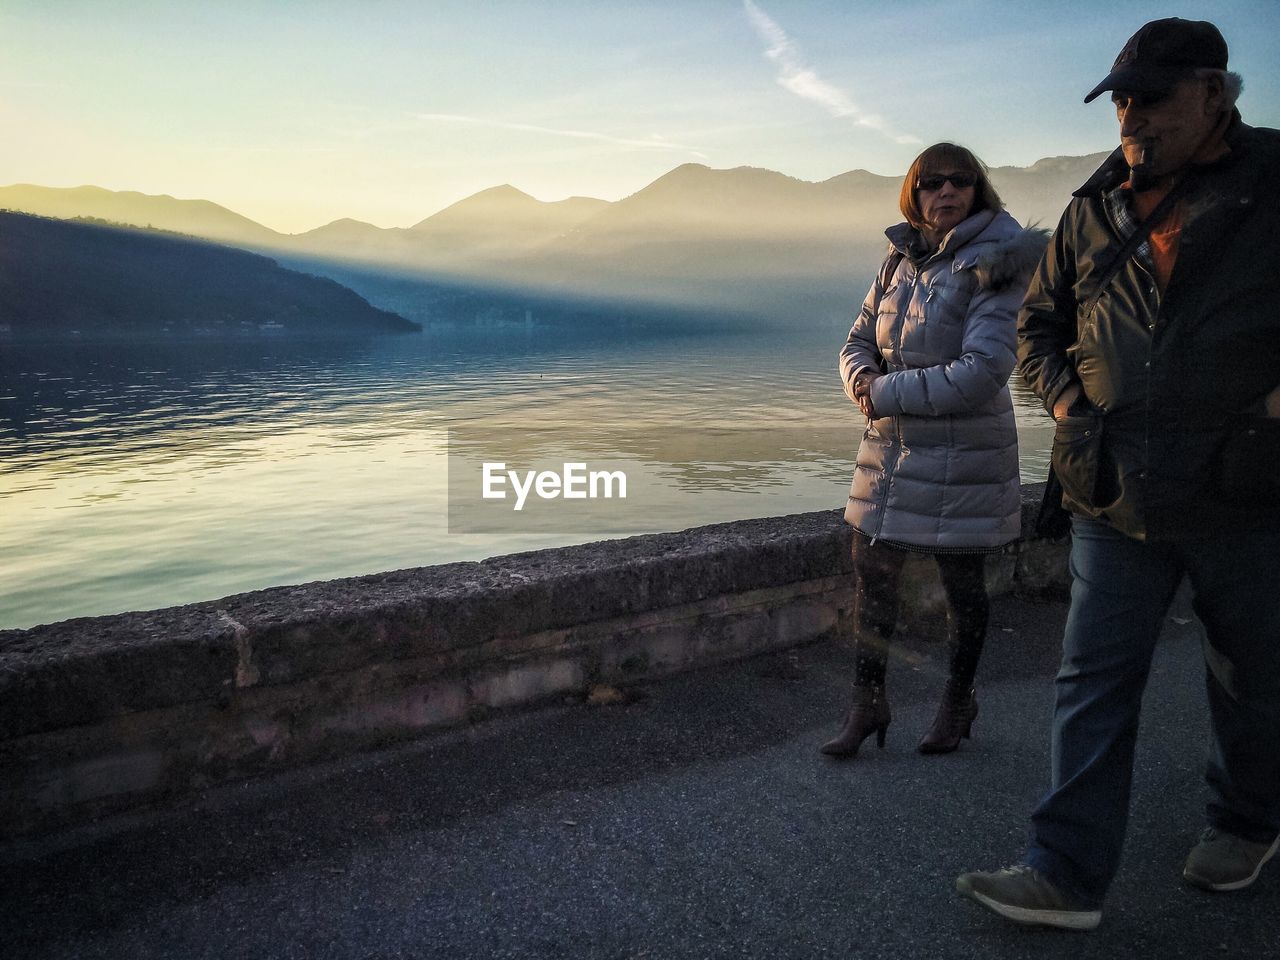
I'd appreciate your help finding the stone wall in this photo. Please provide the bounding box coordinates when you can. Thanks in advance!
[0,485,1066,837]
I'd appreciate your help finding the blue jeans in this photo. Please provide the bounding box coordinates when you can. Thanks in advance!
[1025,517,1280,906]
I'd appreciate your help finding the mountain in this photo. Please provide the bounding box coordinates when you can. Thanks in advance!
[497,155,1109,316]
[986,152,1114,229]
[0,212,418,336]
[288,217,417,266]
[510,163,903,312]
[544,164,849,252]
[286,187,610,270]
[1,152,1110,323]
[540,156,1106,260]
[0,183,283,249]
[408,186,609,253]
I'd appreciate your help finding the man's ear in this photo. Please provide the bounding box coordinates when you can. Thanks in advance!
[1202,72,1227,114]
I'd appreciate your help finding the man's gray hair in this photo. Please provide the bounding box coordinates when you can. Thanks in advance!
[1195,68,1244,108]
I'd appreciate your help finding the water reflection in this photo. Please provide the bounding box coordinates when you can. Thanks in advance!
[0,323,1053,629]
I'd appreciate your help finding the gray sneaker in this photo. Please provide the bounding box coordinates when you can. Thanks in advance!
[956,864,1102,930]
[1183,827,1280,892]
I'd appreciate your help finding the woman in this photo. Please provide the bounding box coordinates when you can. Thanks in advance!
[822,142,1045,759]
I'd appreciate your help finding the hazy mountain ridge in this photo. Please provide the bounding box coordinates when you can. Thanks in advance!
[2,152,1110,322]
[0,184,283,248]
[0,211,418,336]
[494,155,1108,315]
[401,185,611,263]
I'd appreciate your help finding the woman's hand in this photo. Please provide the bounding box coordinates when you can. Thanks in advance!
[854,371,881,420]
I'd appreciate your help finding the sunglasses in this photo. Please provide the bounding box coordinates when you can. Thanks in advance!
[916,171,978,191]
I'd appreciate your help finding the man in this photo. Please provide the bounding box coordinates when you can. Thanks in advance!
[955,18,1280,930]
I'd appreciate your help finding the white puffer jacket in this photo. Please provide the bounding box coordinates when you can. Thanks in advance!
[839,208,1045,550]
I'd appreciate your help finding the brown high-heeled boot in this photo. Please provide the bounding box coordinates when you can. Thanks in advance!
[918,680,978,754]
[820,685,891,758]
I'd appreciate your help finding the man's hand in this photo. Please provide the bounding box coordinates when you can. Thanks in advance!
[854,371,881,420]
[1053,383,1084,421]
[1266,384,1280,418]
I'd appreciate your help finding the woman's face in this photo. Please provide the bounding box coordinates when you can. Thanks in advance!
[916,169,977,239]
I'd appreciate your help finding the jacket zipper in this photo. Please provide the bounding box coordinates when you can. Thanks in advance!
[1139,258,1159,540]
[872,260,919,544]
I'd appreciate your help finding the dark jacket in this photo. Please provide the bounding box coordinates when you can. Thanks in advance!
[1018,112,1280,540]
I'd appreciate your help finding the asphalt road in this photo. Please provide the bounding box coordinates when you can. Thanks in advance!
[4,591,1275,959]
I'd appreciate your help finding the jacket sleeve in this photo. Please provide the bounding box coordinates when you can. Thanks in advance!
[1016,207,1081,416]
[867,274,1021,417]
[838,254,893,405]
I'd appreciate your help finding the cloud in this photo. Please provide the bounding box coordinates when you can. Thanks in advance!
[742,1,919,146]
[414,113,708,159]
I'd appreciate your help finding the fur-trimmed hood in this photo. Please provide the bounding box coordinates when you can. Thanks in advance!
[885,211,1050,293]
[972,226,1051,291]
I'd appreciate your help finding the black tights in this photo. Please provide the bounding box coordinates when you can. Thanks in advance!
[850,532,989,689]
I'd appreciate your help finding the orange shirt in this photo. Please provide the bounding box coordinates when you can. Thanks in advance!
[1126,111,1232,295]
[1131,185,1184,294]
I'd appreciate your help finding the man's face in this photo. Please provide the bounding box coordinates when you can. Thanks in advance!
[1111,76,1224,176]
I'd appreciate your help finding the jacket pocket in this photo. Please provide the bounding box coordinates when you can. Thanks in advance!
[1221,416,1280,505]
[1051,412,1104,508]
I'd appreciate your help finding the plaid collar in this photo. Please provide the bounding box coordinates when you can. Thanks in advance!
[1103,183,1153,269]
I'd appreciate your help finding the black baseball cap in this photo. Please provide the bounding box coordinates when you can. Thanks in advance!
[1084,18,1228,103]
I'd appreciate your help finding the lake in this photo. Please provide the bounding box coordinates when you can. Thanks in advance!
[0,322,1055,630]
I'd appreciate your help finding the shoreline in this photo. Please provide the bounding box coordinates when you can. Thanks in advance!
[0,485,1066,838]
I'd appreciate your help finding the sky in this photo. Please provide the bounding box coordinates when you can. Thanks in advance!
[3,0,1278,234]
